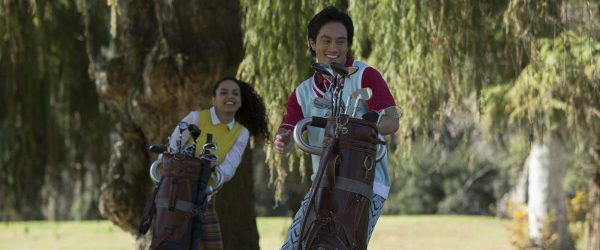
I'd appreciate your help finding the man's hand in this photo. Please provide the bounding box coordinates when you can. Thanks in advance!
[378,115,400,135]
[274,128,293,153]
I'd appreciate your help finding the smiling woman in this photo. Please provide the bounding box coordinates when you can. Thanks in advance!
[160,77,269,249]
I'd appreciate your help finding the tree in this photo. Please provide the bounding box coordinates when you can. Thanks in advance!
[238,0,346,207]
[349,1,598,249]
[78,0,258,248]
[0,0,112,221]
[487,1,599,249]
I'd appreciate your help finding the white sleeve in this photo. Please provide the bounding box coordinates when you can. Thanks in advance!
[217,128,250,182]
[167,111,198,152]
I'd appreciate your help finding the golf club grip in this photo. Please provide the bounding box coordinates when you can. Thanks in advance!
[310,116,327,128]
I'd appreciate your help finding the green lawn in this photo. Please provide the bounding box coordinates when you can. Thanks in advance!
[2,215,515,250]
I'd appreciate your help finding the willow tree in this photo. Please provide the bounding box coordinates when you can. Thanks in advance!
[349,0,597,249]
[77,0,258,249]
[0,0,111,220]
[238,0,346,208]
[486,2,599,249]
[347,0,522,217]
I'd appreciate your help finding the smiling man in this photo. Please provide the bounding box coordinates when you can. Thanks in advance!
[274,6,399,250]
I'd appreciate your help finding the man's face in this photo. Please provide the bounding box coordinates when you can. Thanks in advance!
[309,22,348,66]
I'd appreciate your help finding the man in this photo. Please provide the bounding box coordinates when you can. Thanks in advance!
[274,6,399,249]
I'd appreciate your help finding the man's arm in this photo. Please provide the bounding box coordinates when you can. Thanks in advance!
[274,89,303,154]
[362,67,400,135]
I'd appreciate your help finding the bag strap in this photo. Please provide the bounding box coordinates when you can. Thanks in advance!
[321,177,373,201]
[299,136,339,246]
[138,179,162,235]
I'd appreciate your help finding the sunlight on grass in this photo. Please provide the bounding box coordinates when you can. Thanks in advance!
[1,220,134,250]
[262,215,515,250]
[1,215,516,250]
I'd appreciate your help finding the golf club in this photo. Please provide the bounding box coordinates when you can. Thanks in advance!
[344,88,372,116]
[148,144,167,154]
[202,143,218,156]
[351,88,373,117]
[177,121,189,153]
[330,62,348,76]
[188,124,201,157]
[311,62,333,78]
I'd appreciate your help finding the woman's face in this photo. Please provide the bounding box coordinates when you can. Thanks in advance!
[308,21,348,66]
[212,80,242,114]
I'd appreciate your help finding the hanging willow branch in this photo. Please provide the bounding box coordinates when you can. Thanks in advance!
[348,1,517,170]
[238,0,345,202]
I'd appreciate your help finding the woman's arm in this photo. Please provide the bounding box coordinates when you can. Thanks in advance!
[217,128,250,182]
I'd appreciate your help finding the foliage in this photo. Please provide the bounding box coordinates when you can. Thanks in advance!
[384,108,525,215]
[505,190,589,249]
[238,0,346,202]
[568,190,588,244]
[506,201,529,249]
[483,34,600,140]
[349,0,518,149]
[0,0,112,220]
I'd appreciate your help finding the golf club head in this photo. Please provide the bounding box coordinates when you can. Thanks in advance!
[330,62,348,76]
[148,144,168,154]
[351,88,373,117]
[202,143,218,154]
[187,124,201,139]
[178,121,189,131]
[311,63,333,78]
[353,87,373,100]
[200,154,218,163]
[313,97,332,109]
[182,144,196,157]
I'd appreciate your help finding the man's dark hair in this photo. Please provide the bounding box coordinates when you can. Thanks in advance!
[307,7,354,56]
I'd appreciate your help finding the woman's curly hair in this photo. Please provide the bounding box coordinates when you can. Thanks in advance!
[212,77,270,141]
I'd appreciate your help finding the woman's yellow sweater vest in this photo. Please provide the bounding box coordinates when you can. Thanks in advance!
[186,109,243,164]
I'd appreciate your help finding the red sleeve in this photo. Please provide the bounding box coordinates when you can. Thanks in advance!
[361,67,396,112]
[278,89,304,130]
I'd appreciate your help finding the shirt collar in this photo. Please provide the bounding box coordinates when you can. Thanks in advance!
[210,106,235,130]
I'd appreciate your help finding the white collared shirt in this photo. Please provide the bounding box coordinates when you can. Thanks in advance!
[167,107,249,182]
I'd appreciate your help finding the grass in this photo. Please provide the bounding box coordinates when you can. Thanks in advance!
[1,215,515,250]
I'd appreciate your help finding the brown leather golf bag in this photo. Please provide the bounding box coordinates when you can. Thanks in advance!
[138,152,214,250]
[298,114,383,250]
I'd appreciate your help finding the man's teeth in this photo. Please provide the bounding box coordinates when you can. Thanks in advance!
[225,101,234,105]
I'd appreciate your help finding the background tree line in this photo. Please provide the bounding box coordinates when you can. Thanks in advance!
[1,0,598,249]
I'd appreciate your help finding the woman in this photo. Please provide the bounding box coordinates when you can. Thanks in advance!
[167,77,269,249]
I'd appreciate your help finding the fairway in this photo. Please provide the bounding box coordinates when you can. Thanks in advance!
[1,215,514,250]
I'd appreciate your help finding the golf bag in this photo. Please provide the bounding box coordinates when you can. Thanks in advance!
[299,114,384,250]
[138,152,214,250]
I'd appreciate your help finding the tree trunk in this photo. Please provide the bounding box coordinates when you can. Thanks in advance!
[216,146,259,249]
[527,136,574,249]
[81,0,257,248]
[585,168,600,250]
